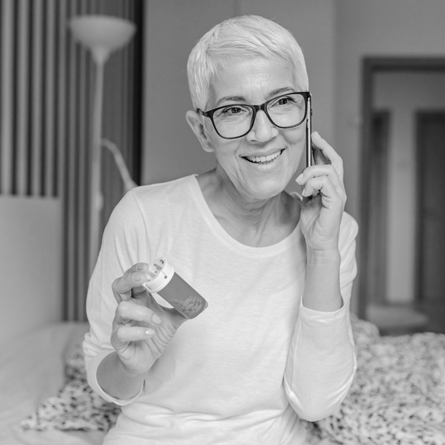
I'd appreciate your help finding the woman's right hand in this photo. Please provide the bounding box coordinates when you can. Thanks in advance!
[110,262,188,376]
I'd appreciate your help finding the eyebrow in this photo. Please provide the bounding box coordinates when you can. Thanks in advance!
[215,87,295,107]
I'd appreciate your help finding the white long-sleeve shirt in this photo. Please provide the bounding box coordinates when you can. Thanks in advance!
[83,175,358,445]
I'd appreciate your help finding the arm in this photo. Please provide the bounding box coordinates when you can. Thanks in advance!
[83,190,186,404]
[285,133,357,420]
[285,214,358,421]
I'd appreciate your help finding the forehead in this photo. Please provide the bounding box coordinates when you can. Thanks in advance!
[208,56,296,107]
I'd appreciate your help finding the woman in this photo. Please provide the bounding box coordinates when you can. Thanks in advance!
[83,15,358,445]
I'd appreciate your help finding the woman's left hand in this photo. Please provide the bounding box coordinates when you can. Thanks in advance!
[296,132,346,252]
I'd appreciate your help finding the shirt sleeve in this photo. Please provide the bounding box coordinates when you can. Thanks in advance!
[284,212,359,421]
[82,190,149,405]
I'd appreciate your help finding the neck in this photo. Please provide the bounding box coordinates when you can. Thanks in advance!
[197,168,298,247]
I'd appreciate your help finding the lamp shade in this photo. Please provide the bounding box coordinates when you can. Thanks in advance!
[69,15,136,64]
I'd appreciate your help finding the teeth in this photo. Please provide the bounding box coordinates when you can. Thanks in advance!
[246,151,281,163]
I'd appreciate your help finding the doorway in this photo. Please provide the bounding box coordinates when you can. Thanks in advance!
[367,111,390,305]
[359,57,445,334]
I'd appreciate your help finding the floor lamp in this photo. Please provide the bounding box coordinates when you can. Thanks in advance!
[69,15,136,275]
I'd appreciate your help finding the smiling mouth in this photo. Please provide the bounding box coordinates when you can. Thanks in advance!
[243,149,284,165]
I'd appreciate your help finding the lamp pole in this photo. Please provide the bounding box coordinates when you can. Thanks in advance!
[69,15,136,275]
[89,51,105,274]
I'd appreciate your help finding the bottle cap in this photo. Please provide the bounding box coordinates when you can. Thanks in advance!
[143,258,175,293]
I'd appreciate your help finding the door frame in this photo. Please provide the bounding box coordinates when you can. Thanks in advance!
[359,57,445,319]
[415,111,445,303]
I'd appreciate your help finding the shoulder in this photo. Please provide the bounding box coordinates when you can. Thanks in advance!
[129,175,196,204]
[117,175,196,216]
[108,175,196,228]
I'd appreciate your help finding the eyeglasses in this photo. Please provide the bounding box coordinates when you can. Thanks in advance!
[197,92,311,140]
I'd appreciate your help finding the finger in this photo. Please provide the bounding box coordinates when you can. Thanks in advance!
[113,326,156,345]
[112,264,150,303]
[129,263,152,299]
[312,146,330,166]
[311,132,344,182]
[123,262,151,278]
[115,300,162,327]
[302,175,346,204]
[127,262,150,274]
[296,164,344,194]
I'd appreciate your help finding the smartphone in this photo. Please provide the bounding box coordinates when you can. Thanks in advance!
[305,95,313,168]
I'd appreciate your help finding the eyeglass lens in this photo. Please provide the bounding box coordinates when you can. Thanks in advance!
[212,93,307,139]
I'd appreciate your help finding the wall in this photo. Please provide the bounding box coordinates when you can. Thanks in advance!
[0,197,62,348]
[335,0,445,219]
[142,0,336,192]
[142,0,231,185]
[374,72,445,303]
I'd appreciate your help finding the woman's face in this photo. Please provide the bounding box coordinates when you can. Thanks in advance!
[204,56,306,202]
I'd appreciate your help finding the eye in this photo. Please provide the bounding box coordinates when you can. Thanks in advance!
[214,105,250,120]
[269,94,305,112]
[271,95,297,107]
[278,96,294,105]
[221,106,248,116]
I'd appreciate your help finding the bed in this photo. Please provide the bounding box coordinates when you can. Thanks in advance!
[1,315,444,445]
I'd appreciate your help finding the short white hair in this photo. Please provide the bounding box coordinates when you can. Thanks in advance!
[187,15,309,110]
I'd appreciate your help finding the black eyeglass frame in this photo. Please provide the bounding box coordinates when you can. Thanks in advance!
[197,91,311,140]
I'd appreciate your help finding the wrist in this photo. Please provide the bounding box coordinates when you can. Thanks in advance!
[304,249,342,312]
[97,352,146,401]
[306,247,340,266]
[115,353,148,380]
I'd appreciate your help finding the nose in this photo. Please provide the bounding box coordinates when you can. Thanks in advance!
[246,109,278,143]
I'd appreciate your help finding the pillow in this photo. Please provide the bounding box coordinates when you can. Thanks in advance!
[306,315,445,445]
[19,344,120,432]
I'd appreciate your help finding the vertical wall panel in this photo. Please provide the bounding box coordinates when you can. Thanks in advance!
[1,0,14,195]
[31,0,43,196]
[76,0,90,322]
[57,0,67,200]
[44,0,56,196]
[1,0,69,197]
[16,0,30,195]
[65,0,78,321]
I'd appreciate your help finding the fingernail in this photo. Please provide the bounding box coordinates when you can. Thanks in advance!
[145,329,155,336]
[133,272,142,281]
[152,314,162,324]
[301,187,309,197]
[136,263,144,271]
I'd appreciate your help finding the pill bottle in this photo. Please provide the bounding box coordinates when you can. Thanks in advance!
[143,258,208,319]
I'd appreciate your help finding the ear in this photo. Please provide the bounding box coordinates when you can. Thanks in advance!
[186,110,214,153]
